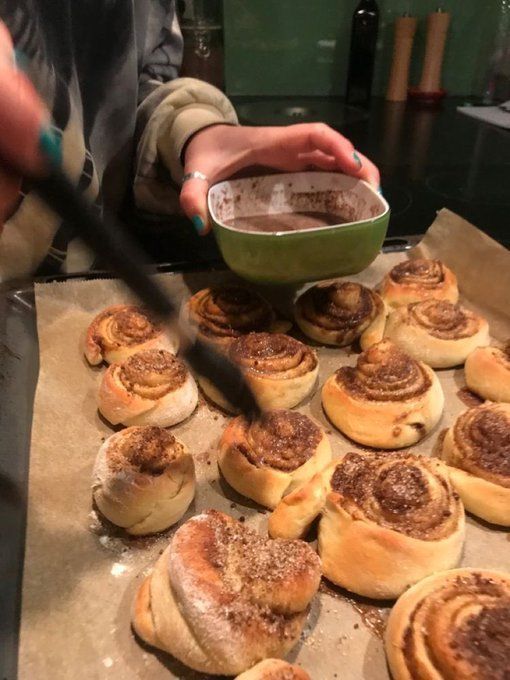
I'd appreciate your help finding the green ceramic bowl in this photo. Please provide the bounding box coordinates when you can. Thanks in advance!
[208,172,389,285]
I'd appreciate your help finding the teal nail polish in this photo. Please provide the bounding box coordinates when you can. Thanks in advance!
[353,151,362,168]
[192,214,205,234]
[377,186,384,196]
[14,49,30,71]
[39,128,62,167]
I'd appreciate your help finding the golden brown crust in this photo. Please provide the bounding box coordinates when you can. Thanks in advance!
[322,341,444,448]
[235,659,311,679]
[383,300,490,368]
[295,281,386,347]
[318,451,465,598]
[465,343,510,403]
[440,403,510,526]
[218,411,332,509]
[92,426,195,535]
[381,258,458,309]
[385,568,510,680]
[132,511,321,675]
[84,305,178,365]
[199,333,319,412]
[184,286,275,349]
[98,349,198,427]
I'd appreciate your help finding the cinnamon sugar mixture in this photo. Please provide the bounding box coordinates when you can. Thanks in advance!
[120,349,186,389]
[239,410,321,471]
[108,427,182,475]
[330,452,460,540]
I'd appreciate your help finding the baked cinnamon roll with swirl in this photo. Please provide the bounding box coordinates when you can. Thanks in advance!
[98,349,198,427]
[85,305,178,365]
[270,451,465,599]
[295,281,386,349]
[183,286,278,350]
[384,300,489,368]
[385,568,510,680]
[322,340,444,448]
[92,426,195,535]
[199,332,319,413]
[132,510,321,675]
[439,403,510,526]
[236,659,310,679]
[218,410,331,509]
[465,341,510,402]
[381,258,458,309]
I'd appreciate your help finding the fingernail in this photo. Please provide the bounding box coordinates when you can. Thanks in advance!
[377,186,384,196]
[353,151,362,169]
[14,49,29,71]
[38,127,62,167]
[192,214,205,234]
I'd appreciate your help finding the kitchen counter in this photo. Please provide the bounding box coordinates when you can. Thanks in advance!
[126,96,508,268]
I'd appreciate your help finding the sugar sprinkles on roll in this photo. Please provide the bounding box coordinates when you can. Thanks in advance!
[132,510,321,675]
[270,450,465,599]
[92,426,195,535]
[98,349,198,427]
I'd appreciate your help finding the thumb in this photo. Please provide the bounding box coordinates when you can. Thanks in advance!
[179,175,210,236]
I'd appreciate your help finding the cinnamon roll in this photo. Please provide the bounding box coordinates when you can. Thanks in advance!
[218,410,332,509]
[84,305,178,365]
[199,333,319,413]
[183,286,277,350]
[381,258,458,309]
[385,568,510,680]
[322,340,444,448]
[295,281,386,348]
[236,659,310,679]
[92,426,195,535]
[439,403,510,526]
[384,300,489,368]
[465,341,510,403]
[98,349,198,427]
[270,451,464,599]
[132,510,321,675]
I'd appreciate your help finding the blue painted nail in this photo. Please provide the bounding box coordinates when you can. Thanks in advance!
[14,49,30,71]
[39,127,62,167]
[353,151,362,168]
[192,214,205,234]
[377,186,384,196]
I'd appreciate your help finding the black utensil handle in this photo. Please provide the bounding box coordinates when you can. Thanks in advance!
[32,169,175,320]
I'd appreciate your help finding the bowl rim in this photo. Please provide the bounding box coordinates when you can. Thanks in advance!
[207,171,389,237]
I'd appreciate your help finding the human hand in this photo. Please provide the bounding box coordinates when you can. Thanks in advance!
[180,123,380,235]
[0,22,52,230]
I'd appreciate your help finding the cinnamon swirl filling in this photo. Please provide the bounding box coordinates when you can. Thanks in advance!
[230,333,318,379]
[390,258,446,288]
[118,349,187,399]
[408,300,481,340]
[402,572,510,680]
[451,404,510,487]
[107,426,184,476]
[330,451,461,540]
[235,410,322,471]
[336,341,431,402]
[92,305,160,350]
[297,282,383,340]
[187,286,274,341]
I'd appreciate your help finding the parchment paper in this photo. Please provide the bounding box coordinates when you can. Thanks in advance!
[20,210,510,680]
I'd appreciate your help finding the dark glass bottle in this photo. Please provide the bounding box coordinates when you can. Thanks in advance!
[345,0,379,107]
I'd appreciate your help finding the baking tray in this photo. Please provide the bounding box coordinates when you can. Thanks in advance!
[0,234,422,680]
